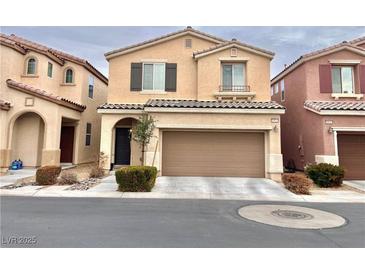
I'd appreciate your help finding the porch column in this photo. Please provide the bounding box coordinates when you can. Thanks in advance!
[267,122,284,181]
[41,113,61,166]
[99,115,113,170]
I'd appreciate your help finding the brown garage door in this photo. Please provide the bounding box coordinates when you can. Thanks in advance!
[162,131,265,177]
[338,133,365,180]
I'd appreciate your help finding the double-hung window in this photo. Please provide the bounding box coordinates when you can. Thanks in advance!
[143,63,165,90]
[280,79,285,101]
[47,62,53,78]
[85,123,92,146]
[88,76,94,98]
[331,66,354,94]
[222,63,245,91]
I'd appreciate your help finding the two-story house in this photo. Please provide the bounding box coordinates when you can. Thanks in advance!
[0,34,108,172]
[271,37,365,179]
[98,27,284,180]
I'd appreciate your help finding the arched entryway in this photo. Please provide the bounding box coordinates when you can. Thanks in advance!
[113,117,141,167]
[11,112,45,167]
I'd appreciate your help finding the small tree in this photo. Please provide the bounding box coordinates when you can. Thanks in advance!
[133,114,156,165]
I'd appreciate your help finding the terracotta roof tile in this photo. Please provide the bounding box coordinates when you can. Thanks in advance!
[6,79,86,112]
[97,103,144,110]
[1,33,108,85]
[304,100,365,111]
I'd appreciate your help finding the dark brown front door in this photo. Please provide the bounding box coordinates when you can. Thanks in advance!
[115,128,131,165]
[60,126,74,163]
[338,133,365,180]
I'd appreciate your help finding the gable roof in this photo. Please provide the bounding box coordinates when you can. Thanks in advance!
[193,39,274,59]
[104,27,227,60]
[7,79,86,112]
[271,39,365,84]
[0,33,108,85]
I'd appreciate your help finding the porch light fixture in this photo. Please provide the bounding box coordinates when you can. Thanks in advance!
[328,127,333,134]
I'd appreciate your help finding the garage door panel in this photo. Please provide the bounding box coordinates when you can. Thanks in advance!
[162,131,265,177]
[338,134,365,180]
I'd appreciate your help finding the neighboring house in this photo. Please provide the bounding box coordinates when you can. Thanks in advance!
[0,34,108,172]
[271,37,365,179]
[98,27,285,179]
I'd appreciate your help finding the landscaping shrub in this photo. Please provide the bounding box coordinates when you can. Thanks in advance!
[89,166,105,178]
[281,173,312,195]
[36,165,61,185]
[115,166,158,192]
[58,172,78,185]
[305,163,345,188]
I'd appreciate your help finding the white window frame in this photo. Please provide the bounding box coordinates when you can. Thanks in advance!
[47,62,53,78]
[275,83,279,94]
[221,62,246,90]
[88,75,94,99]
[331,66,355,94]
[142,63,166,91]
[26,57,37,75]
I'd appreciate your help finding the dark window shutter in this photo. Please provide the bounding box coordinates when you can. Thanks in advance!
[130,63,142,91]
[319,64,332,93]
[360,65,365,94]
[165,63,177,92]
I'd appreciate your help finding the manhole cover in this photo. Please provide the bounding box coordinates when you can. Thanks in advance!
[238,204,346,229]
[271,210,313,220]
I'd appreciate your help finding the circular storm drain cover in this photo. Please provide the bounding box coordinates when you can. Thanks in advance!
[271,210,314,220]
[238,205,346,229]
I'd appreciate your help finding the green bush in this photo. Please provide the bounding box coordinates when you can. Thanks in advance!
[115,166,158,192]
[304,163,345,188]
[36,165,62,185]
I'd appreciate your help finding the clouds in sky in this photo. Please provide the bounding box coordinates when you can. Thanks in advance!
[1,26,364,77]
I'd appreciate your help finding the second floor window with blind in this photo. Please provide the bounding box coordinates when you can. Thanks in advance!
[222,63,245,91]
[143,63,166,90]
[331,66,354,94]
[88,76,94,98]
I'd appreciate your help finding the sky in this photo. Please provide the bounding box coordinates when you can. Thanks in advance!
[1,26,364,78]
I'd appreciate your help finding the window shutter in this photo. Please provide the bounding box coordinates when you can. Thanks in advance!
[130,63,142,91]
[319,64,332,93]
[360,65,365,94]
[165,63,177,92]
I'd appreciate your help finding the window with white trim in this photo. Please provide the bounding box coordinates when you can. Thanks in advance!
[281,79,285,101]
[47,62,53,78]
[142,63,165,90]
[26,58,37,75]
[331,66,354,94]
[85,123,92,146]
[65,68,74,83]
[271,86,274,96]
[274,83,279,94]
[221,63,246,91]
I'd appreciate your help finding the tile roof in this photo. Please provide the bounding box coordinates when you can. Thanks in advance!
[97,103,145,110]
[6,79,86,112]
[349,36,365,45]
[271,39,365,83]
[146,99,285,109]
[0,33,108,85]
[193,40,275,58]
[0,99,11,110]
[104,27,227,58]
[304,100,365,112]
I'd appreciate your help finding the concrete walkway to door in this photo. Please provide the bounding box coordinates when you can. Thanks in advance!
[153,176,301,201]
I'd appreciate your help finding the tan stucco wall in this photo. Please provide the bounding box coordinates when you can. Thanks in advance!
[100,111,283,179]
[0,44,108,169]
[196,48,271,101]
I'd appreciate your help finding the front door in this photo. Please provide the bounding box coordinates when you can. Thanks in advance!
[115,128,131,165]
[60,126,74,163]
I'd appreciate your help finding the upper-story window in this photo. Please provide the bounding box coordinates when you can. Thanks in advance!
[26,57,37,75]
[221,63,246,91]
[271,86,274,96]
[47,62,53,78]
[274,82,279,94]
[331,66,354,94]
[280,79,285,101]
[143,63,165,90]
[88,76,94,98]
[65,68,74,83]
[85,123,92,146]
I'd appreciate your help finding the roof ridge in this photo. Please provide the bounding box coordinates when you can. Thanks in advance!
[104,27,227,58]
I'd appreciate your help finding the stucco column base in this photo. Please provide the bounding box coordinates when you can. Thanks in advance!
[41,149,61,166]
[268,173,282,182]
[315,155,339,165]
[0,149,11,169]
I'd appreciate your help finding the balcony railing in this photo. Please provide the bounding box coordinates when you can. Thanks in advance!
[219,85,250,92]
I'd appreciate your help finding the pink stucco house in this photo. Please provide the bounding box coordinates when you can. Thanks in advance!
[271,37,365,179]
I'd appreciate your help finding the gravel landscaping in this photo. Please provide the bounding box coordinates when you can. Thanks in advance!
[65,178,100,191]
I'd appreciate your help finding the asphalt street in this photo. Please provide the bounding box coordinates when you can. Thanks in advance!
[1,196,364,247]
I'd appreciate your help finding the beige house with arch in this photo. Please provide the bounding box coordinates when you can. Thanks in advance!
[99,27,285,180]
[0,33,108,172]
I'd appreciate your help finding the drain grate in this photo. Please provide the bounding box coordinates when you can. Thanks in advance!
[271,209,313,220]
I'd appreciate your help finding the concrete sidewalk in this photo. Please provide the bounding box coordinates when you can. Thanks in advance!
[1,175,364,203]
[0,169,36,188]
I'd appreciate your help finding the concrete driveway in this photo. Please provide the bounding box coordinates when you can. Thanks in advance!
[153,176,301,201]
